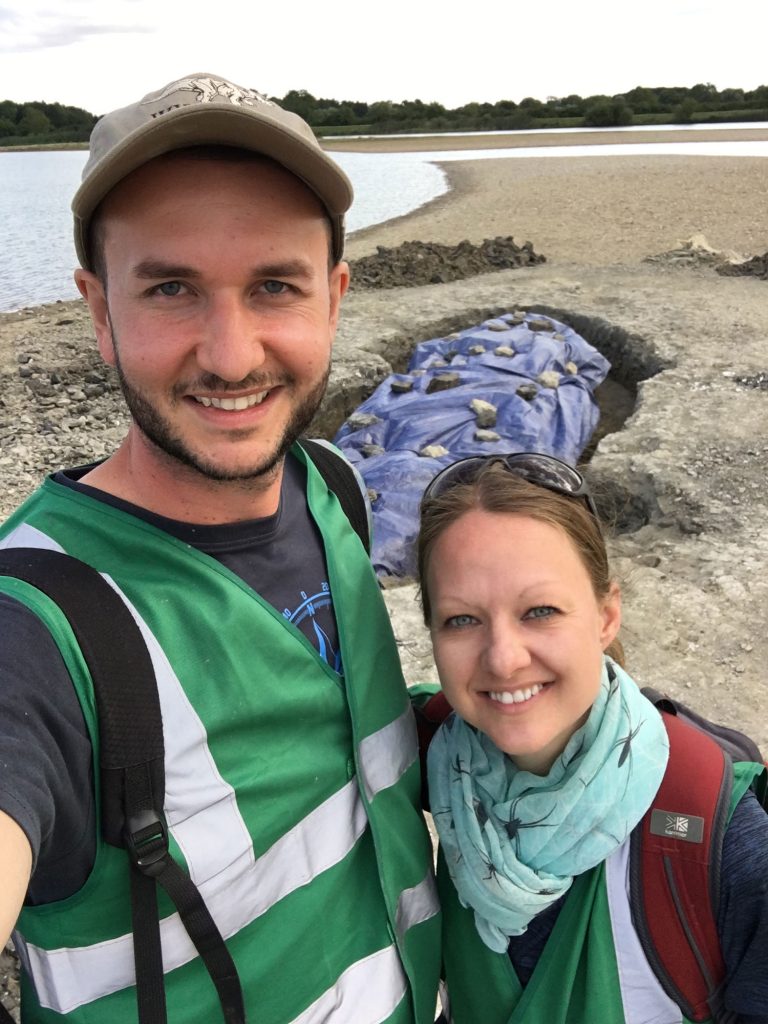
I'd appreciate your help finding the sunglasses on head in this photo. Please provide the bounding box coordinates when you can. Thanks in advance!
[421,452,599,520]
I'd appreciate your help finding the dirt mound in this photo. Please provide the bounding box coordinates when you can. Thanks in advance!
[645,235,768,282]
[348,237,545,290]
[643,234,745,270]
[716,252,768,280]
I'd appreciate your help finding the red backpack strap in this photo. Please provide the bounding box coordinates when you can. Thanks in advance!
[629,710,732,1022]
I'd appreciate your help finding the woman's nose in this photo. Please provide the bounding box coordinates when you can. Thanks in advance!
[483,624,532,679]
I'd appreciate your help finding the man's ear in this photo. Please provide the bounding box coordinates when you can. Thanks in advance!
[328,260,350,338]
[74,269,116,367]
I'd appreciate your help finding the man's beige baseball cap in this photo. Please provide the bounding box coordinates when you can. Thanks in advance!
[72,72,353,269]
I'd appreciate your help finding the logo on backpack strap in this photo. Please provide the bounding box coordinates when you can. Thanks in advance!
[649,808,705,843]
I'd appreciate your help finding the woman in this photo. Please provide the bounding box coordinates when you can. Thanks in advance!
[418,453,767,1024]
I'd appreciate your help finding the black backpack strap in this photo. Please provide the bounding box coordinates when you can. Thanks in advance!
[630,699,732,1023]
[0,548,245,1024]
[300,439,370,553]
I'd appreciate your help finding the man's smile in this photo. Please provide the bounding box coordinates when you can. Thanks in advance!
[192,390,271,410]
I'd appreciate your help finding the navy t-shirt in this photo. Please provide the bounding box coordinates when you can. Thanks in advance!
[0,453,342,903]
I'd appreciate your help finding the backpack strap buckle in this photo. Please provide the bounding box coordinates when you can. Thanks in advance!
[125,809,169,877]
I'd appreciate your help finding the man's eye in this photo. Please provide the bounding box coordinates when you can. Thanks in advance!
[155,282,183,297]
[263,280,288,295]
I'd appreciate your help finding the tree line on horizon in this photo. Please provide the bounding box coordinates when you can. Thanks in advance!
[282,82,768,134]
[1,82,767,147]
[0,99,96,146]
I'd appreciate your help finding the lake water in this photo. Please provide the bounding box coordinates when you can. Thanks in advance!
[2,131,768,312]
[0,149,449,312]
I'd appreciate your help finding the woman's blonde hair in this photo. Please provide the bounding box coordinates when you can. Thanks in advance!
[417,461,625,666]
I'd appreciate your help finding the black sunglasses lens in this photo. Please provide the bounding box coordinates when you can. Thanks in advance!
[426,458,486,501]
[423,452,595,519]
[506,454,584,496]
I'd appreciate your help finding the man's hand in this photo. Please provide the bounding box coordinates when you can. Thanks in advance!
[0,810,31,946]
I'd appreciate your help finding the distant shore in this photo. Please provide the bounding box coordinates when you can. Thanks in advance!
[4,122,768,155]
[331,122,768,265]
[0,141,88,152]
[346,147,768,266]
[325,123,768,152]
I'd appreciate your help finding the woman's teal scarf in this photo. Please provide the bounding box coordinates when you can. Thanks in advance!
[427,659,669,953]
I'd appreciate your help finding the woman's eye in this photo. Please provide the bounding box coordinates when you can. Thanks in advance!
[445,614,477,629]
[156,281,184,297]
[523,606,557,620]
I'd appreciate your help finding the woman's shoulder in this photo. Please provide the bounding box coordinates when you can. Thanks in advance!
[722,784,768,892]
[719,785,768,1022]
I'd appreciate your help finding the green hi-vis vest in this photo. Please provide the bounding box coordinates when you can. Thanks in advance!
[438,764,760,1024]
[0,446,440,1024]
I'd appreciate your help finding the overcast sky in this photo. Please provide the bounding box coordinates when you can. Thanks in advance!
[1,0,766,114]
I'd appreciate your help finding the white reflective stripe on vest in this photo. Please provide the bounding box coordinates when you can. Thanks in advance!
[359,706,418,802]
[9,527,426,1013]
[107,582,256,886]
[395,870,439,942]
[289,945,408,1024]
[0,522,63,552]
[20,778,369,1013]
[437,981,452,1024]
[605,841,682,1024]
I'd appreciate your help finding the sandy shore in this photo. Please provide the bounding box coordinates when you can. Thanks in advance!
[345,152,768,266]
[327,124,768,152]
[334,123,768,267]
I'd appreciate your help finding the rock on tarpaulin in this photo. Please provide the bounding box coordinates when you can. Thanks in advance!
[334,312,610,577]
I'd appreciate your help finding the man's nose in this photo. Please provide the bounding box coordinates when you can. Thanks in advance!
[483,623,532,679]
[196,294,266,382]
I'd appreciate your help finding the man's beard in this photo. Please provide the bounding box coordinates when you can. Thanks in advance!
[112,349,330,484]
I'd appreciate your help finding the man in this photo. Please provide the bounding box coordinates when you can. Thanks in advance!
[0,73,441,1023]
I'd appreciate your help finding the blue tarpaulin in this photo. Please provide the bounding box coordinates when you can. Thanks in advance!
[333,312,610,578]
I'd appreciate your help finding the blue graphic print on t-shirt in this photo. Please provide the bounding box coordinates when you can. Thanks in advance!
[284,582,342,673]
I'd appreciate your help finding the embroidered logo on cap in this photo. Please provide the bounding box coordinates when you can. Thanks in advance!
[649,808,705,843]
[145,76,276,118]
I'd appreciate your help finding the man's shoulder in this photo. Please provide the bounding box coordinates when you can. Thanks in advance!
[298,440,371,553]
[0,478,56,539]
